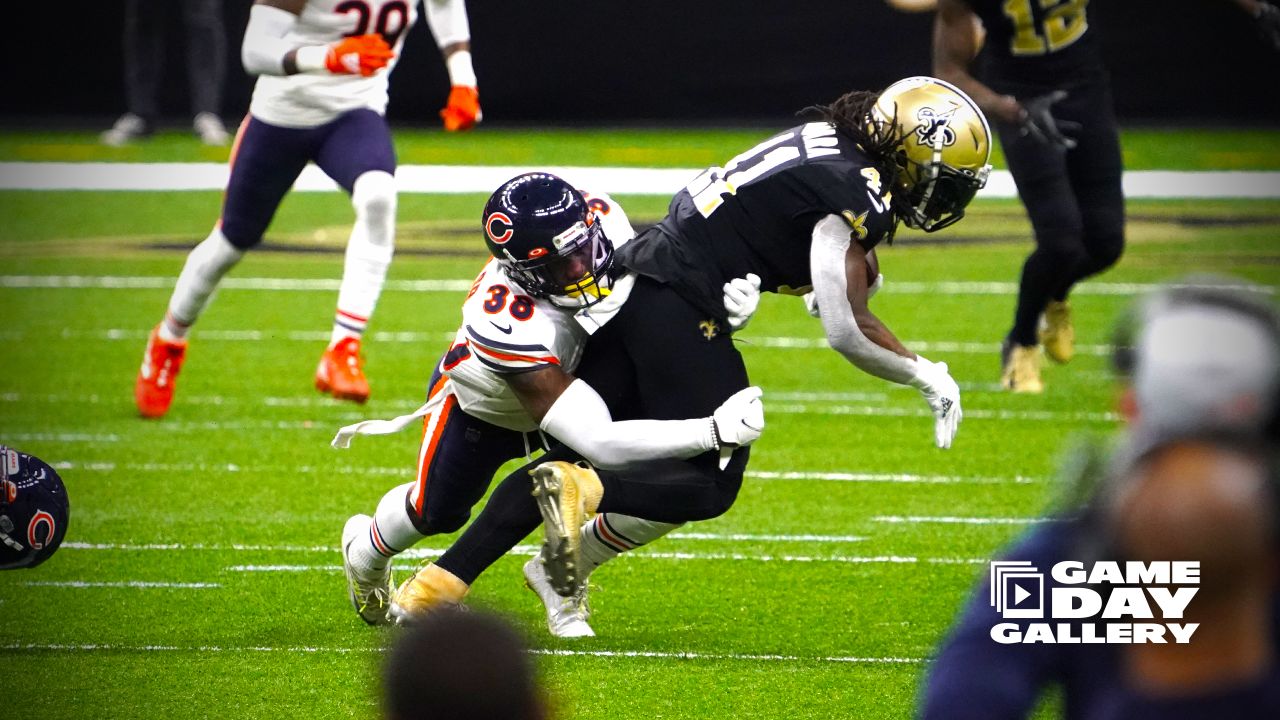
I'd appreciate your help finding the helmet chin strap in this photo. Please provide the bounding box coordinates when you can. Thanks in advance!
[912,133,946,229]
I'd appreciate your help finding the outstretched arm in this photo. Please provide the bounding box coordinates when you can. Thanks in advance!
[933,0,1022,125]
[506,366,763,470]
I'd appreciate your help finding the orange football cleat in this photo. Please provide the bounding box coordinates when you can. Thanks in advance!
[316,337,370,403]
[135,325,187,419]
[440,86,481,132]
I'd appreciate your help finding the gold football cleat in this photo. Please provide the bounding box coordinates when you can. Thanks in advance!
[1039,300,1075,364]
[388,563,469,624]
[1001,342,1045,394]
[530,461,603,597]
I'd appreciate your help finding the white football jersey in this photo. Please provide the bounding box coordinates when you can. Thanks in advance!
[443,192,636,432]
[250,0,417,128]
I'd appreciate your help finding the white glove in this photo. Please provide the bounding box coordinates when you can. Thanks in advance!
[723,273,762,332]
[908,356,962,449]
[802,274,882,319]
[712,386,765,448]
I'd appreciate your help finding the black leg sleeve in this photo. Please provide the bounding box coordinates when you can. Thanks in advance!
[433,450,566,586]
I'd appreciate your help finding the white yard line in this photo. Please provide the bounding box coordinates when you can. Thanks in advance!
[62,541,336,552]
[749,471,1038,484]
[770,404,1119,422]
[3,162,1278,199]
[225,549,985,568]
[0,327,1118,359]
[873,515,1043,525]
[45,460,1040,486]
[0,641,922,664]
[0,432,120,443]
[2,275,1272,296]
[19,581,219,589]
[668,532,867,543]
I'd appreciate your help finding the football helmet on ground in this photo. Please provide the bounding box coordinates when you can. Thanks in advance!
[0,447,69,570]
[482,173,616,308]
[871,76,992,232]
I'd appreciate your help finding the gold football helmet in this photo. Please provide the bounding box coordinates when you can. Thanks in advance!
[871,76,992,232]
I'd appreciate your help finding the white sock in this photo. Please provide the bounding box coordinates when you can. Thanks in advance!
[163,227,244,340]
[445,50,476,88]
[350,482,427,571]
[425,0,472,52]
[579,513,682,574]
[332,171,396,348]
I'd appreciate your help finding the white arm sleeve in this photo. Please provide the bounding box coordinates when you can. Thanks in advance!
[424,0,472,47]
[242,5,327,76]
[540,379,715,470]
[809,214,920,385]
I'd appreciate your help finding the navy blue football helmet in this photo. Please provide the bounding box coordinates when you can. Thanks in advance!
[481,173,615,307]
[0,447,69,570]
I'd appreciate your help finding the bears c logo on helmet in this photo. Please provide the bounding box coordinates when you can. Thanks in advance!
[28,510,54,550]
[485,212,514,244]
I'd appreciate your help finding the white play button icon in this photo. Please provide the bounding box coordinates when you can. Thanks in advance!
[1014,584,1032,605]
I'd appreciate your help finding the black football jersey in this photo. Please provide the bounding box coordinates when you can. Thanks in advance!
[616,122,896,322]
[961,0,1104,84]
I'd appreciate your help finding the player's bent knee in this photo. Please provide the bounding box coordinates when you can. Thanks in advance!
[352,171,397,227]
[218,223,265,251]
[412,510,469,536]
[1092,235,1124,270]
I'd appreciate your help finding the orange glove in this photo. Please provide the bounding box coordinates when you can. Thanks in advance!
[440,86,482,132]
[325,34,394,77]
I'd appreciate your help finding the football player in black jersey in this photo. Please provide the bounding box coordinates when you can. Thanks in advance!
[389,77,994,618]
[934,0,1279,393]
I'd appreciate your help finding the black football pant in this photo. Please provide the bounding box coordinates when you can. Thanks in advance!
[124,0,227,123]
[996,71,1125,347]
[436,276,751,585]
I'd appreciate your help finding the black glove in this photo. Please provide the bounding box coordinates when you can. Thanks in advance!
[1257,2,1280,52]
[1018,90,1082,151]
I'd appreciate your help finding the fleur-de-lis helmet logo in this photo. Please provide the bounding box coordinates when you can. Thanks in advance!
[915,106,958,148]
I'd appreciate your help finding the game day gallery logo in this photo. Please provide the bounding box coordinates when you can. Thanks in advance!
[989,560,1200,644]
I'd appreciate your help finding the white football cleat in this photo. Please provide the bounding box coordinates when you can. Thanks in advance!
[341,514,393,626]
[523,559,594,639]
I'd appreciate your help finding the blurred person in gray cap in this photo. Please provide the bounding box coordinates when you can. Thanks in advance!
[1113,279,1279,445]
[918,276,1279,720]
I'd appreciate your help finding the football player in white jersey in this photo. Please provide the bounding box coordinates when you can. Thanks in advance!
[336,173,765,636]
[135,0,479,419]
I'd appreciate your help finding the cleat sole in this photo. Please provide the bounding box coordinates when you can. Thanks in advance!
[530,465,581,597]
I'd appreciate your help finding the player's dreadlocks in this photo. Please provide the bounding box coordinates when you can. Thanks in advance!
[802,90,907,242]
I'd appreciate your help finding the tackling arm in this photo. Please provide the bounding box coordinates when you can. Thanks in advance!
[506,367,763,470]
[243,0,392,77]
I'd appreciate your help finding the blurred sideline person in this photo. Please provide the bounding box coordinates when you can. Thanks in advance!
[0,446,70,570]
[934,0,1280,394]
[102,0,230,146]
[384,77,988,631]
[1091,433,1279,719]
[136,0,425,418]
[918,279,1280,719]
[336,173,766,635]
[384,609,547,720]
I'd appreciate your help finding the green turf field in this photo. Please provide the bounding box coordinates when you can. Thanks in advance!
[0,128,1278,719]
